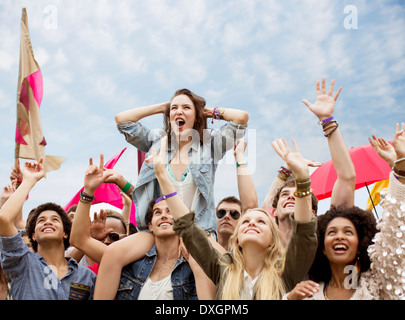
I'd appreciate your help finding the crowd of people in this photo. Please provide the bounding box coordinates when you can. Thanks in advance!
[0,79,404,300]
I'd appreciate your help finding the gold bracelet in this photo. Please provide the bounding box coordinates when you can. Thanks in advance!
[294,189,312,198]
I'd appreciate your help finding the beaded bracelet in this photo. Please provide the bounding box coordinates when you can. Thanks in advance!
[294,189,312,198]
[80,190,94,203]
[294,178,312,198]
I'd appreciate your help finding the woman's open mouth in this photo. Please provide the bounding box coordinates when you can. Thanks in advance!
[175,119,185,130]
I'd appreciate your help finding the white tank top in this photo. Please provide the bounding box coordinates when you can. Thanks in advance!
[138,274,173,300]
[166,164,198,211]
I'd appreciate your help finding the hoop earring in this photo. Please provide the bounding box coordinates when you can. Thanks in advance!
[355,255,361,275]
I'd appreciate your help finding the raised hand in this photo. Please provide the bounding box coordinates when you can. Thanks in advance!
[393,122,405,160]
[84,155,113,194]
[22,158,45,182]
[233,138,247,159]
[302,78,342,121]
[90,209,113,241]
[145,135,168,177]
[10,159,23,183]
[271,138,309,180]
[368,135,396,168]
[0,180,17,207]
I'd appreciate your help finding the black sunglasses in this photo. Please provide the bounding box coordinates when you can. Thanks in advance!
[216,209,241,220]
[107,232,126,242]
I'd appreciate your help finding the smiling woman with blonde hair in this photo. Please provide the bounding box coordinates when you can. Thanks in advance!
[149,136,317,299]
[221,208,286,299]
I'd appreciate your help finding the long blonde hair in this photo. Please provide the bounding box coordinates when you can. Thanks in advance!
[220,208,286,300]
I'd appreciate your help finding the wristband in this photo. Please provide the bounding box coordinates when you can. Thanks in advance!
[121,181,132,193]
[318,116,334,125]
[156,191,178,204]
[295,179,311,192]
[236,161,247,167]
[214,107,220,119]
[80,190,94,203]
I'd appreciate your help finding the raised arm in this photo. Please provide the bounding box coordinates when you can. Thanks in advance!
[146,136,189,220]
[262,158,321,212]
[115,102,168,124]
[271,139,312,223]
[204,107,249,125]
[70,155,114,263]
[368,134,396,169]
[234,138,258,213]
[302,78,355,208]
[0,158,44,237]
[391,122,405,185]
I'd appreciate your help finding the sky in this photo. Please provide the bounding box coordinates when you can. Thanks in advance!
[0,0,404,222]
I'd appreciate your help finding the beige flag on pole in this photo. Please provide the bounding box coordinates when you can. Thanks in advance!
[15,8,66,174]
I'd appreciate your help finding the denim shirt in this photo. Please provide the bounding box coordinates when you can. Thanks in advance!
[115,245,197,300]
[117,121,247,233]
[0,231,96,300]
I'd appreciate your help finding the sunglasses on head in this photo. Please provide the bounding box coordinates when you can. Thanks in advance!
[107,232,126,242]
[216,209,241,220]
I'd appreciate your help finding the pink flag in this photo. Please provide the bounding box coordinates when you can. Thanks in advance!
[15,8,65,173]
[64,148,136,226]
[138,149,145,174]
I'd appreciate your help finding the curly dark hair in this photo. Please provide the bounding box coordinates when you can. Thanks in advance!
[308,205,378,283]
[25,202,72,252]
[163,89,207,146]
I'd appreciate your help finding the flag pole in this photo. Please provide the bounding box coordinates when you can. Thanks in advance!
[365,182,379,219]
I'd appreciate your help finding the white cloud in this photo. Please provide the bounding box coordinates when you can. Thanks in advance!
[0,50,15,71]
[0,0,403,218]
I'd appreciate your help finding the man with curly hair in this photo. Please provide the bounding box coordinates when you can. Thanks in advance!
[0,158,96,300]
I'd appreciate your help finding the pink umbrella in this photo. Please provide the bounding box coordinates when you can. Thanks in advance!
[310,143,392,203]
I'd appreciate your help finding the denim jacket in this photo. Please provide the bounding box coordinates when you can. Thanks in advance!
[117,121,247,233]
[115,245,197,300]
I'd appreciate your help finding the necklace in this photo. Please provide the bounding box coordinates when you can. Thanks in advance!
[323,282,356,300]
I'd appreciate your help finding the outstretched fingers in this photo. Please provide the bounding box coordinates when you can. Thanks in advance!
[321,78,326,95]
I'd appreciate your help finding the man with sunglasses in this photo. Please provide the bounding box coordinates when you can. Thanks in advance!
[215,138,258,251]
[215,196,242,251]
